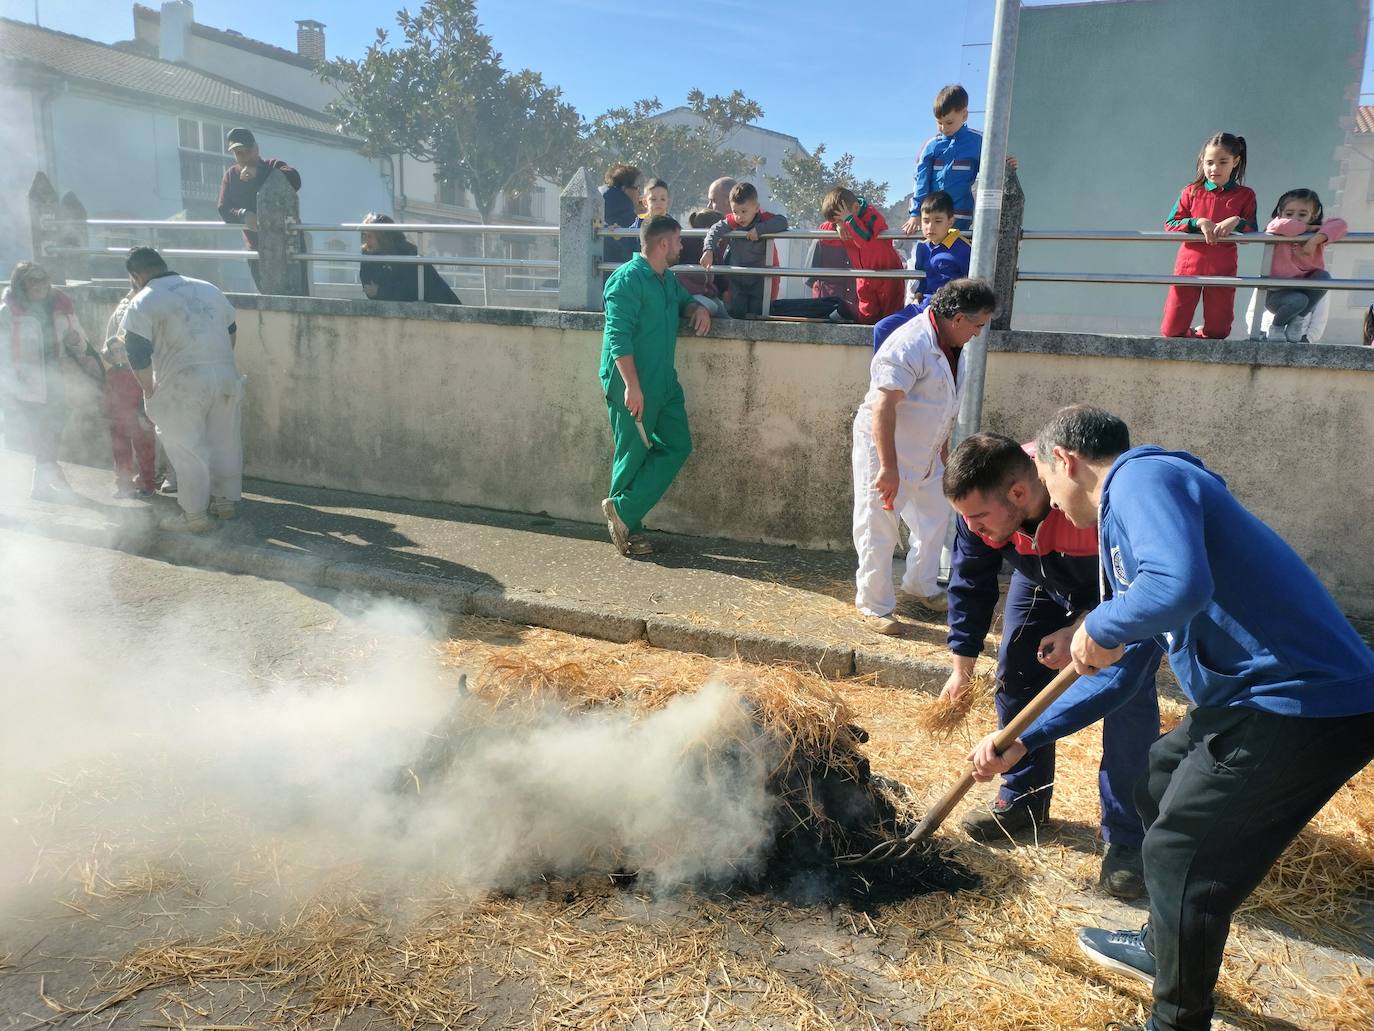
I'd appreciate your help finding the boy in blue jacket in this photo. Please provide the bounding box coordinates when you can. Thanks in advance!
[972,404,1374,1031]
[903,85,982,234]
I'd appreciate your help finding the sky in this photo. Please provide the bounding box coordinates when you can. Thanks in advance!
[5,0,1374,202]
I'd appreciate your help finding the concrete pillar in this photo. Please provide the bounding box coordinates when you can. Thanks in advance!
[991,166,1025,332]
[28,172,60,279]
[256,168,304,296]
[559,167,604,312]
[58,191,90,284]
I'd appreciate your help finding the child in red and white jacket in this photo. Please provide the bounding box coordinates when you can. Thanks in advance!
[820,187,904,325]
[1262,188,1346,343]
[1160,132,1256,339]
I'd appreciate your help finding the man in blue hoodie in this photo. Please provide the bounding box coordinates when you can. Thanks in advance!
[972,403,1374,1031]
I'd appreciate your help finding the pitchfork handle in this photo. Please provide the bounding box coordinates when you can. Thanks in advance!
[906,666,1083,847]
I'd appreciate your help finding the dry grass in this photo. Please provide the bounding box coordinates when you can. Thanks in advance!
[914,670,995,740]
[11,617,1374,1030]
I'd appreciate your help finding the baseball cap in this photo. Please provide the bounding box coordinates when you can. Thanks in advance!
[225,127,256,151]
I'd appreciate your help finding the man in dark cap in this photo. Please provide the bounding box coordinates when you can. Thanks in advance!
[216,128,303,293]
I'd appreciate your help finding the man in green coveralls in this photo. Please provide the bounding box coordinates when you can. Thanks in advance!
[600,215,712,556]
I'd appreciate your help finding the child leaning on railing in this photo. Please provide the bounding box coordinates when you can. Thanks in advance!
[1261,188,1346,343]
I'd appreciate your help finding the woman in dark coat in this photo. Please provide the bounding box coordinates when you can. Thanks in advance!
[359,214,461,304]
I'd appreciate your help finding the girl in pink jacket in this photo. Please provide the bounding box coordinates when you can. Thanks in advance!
[1264,188,1346,342]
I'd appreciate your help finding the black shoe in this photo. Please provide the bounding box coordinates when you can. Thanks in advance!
[961,797,1049,843]
[1099,842,1147,901]
[1078,925,1155,985]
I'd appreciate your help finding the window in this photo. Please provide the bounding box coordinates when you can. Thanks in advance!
[178,117,232,204]
[437,177,466,208]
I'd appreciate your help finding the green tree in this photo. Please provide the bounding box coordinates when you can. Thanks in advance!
[767,144,889,229]
[585,90,765,215]
[321,0,584,223]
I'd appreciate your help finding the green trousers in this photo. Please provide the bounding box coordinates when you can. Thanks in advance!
[606,383,692,534]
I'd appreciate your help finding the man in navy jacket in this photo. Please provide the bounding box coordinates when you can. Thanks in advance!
[979,404,1374,1031]
[943,433,1161,899]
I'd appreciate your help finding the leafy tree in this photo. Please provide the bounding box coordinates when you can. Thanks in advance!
[584,90,765,215]
[321,0,583,223]
[767,144,889,228]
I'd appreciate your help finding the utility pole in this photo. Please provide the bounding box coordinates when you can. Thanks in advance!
[955,0,1021,445]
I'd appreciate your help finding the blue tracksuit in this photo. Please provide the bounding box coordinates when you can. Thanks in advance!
[872,230,972,350]
[948,508,1162,844]
[912,125,982,230]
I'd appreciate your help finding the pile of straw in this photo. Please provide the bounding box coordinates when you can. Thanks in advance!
[914,670,995,740]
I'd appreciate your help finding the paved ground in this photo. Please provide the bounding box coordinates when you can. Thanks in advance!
[0,455,959,691]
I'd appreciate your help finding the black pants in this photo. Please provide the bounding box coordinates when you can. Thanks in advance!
[1138,705,1374,1031]
[727,275,765,317]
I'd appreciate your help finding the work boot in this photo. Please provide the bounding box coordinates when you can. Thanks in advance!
[209,497,237,520]
[159,510,212,533]
[1098,842,1147,900]
[601,498,630,556]
[896,589,948,617]
[1077,925,1155,986]
[860,611,903,636]
[961,797,1049,843]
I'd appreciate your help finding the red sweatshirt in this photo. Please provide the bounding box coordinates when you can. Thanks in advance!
[835,199,904,323]
[1164,179,1257,276]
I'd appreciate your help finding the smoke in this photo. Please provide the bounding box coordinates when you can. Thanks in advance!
[0,517,779,920]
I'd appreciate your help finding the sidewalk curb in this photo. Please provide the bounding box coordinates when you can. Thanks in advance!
[2,509,945,693]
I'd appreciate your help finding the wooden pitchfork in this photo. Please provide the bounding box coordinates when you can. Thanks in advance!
[839,666,1081,864]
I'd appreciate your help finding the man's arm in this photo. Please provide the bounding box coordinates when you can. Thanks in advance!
[125,330,155,395]
[674,276,711,336]
[871,388,903,508]
[946,517,1005,660]
[1084,461,1214,648]
[266,159,302,192]
[217,167,244,224]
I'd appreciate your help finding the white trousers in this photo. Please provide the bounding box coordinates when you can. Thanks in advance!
[851,420,950,616]
[145,365,244,517]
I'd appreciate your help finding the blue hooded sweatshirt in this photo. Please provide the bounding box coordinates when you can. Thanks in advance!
[1081,446,1374,718]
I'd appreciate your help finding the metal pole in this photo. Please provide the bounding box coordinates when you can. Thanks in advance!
[955,0,1020,446]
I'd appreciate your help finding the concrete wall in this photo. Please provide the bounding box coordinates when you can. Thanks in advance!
[59,289,1374,616]
[1009,0,1367,337]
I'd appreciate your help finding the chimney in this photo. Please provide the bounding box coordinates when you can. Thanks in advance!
[159,0,193,63]
[295,19,326,63]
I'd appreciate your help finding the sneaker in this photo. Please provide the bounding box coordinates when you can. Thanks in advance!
[860,612,904,636]
[1285,317,1308,344]
[209,498,237,519]
[1098,842,1147,901]
[159,477,178,495]
[626,534,653,556]
[601,498,630,556]
[113,483,138,499]
[961,797,1049,843]
[897,589,948,616]
[1077,925,1155,986]
[159,510,212,533]
[1266,323,1289,342]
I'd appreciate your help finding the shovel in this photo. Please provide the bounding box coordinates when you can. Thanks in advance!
[840,665,1081,864]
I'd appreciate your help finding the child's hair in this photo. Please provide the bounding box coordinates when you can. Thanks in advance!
[728,181,758,205]
[1270,188,1323,224]
[1190,132,1247,188]
[688,208,724,229]
[921,191,956,218]
[644,177,669,194]
[820,187,858,223]
[605,163,641,189]
[1364,305,1374,346]
[934,84,969,118]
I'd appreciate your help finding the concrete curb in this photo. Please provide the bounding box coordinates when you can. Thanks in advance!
[1,509,944,693]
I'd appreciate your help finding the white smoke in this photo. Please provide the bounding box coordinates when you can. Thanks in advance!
[0,517,779,918]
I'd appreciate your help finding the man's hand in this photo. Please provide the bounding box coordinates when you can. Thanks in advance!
[1036,624,1076,670]
[874,464,899,509]
[746,228,759,242]
[969,733,1027,783]
[1007,155,1019,171]
[1070,621,1125,675]
[623,382,645,419]
[688,305,711,336]
[1214,215,1241,239]
[239,164,257,182]
[901,217,919,235]
[940,655,977,703]
[244,212,259,232]
[699,250,714,269]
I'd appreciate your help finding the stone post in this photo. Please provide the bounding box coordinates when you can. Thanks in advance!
[28,172,60,279]
[991,165,1024,332]
[58,191,91,284]
[559,167,604,312]
[256,168,304,296]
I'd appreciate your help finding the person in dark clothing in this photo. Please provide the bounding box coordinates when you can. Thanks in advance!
[217,127,305,294]
[599,163,642,270]
[359,214,461,305]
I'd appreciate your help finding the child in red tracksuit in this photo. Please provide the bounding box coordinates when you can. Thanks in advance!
[101,290,157,497]
[820,187,904,324]
[1160,132,1256,339]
